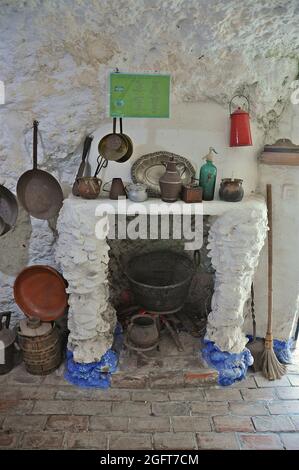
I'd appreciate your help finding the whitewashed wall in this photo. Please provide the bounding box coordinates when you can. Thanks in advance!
[89,101,262,195]
[0,0,299,344]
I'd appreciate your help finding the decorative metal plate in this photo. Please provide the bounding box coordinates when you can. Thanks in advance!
[131,151,196,197]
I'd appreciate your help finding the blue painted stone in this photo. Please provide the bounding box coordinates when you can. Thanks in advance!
[202,340,253,386]
[273,339,294,364]
[64,323,123,388]
[247,335,294,364]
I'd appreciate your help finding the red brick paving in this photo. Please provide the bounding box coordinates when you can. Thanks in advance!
[0,361,299,449]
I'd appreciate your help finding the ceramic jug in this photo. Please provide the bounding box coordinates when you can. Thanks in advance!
[159,157,182,202]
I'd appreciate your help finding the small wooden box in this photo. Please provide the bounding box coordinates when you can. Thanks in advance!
[182,184,202,203]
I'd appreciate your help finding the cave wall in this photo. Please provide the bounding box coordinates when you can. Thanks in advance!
[243,101,299,342]
[1,0,299,341]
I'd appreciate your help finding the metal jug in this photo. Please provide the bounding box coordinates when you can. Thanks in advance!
[127,314,159,349]
[159,157,182,202]
[0,312,20,375]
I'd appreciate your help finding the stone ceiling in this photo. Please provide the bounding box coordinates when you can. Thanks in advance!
[0,0,299,184]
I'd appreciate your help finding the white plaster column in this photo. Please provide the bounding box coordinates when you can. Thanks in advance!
[55,198,116,363]
[205,202,268,354]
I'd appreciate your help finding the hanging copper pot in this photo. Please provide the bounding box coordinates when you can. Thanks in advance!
[229,95,252,147]
[98,118,130,162]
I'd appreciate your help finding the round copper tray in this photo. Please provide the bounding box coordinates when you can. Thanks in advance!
[14,265,68,321]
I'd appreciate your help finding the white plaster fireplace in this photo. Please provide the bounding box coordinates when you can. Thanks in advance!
[55,195,267,365]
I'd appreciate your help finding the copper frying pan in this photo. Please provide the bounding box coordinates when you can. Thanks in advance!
[116,118,133,163]
[14,265,68,322]
[98,118,129,161]
[17,121,63,220]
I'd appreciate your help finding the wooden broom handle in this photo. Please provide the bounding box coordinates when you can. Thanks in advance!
[266,184,273,335]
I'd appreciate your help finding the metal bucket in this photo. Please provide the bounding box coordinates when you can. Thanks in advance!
[125,250,195,314]
[18,324,61,375]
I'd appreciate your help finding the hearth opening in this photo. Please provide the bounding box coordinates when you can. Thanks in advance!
[107,216,214,371]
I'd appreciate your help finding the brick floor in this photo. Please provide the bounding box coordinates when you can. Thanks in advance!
[0,357,298,449]
[238,433,284,450]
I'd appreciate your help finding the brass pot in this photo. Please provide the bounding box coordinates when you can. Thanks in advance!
[77,177,102,199]
[98,118,130,162]
[127,314,159,349]
[219,178,244,202]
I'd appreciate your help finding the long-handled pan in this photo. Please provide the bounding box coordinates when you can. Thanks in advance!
[17,120,63,220]
[98,118,133,162]
[72,135,93,196]
[117,118,133,163]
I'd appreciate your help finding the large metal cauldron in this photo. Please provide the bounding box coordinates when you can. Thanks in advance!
[125,250,195,314]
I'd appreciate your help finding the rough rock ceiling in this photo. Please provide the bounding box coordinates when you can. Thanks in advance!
[0,0,299,183]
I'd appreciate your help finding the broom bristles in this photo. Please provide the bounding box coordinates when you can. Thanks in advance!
[261,347,287,380]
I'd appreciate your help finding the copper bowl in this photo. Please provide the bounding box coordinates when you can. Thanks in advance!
[219,178,244,202]
[77,177,102,199]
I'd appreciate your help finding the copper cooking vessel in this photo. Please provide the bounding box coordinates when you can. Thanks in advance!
[77,177,102,199]
[14,265,68,322]
[98,118,130,162]
[16,121,63,220]
[72,135,93,196]
[102,178,127,200]
[159,157,182,202]
[219,178,244,202]
[127,314,159,349]
[115,119,133,163]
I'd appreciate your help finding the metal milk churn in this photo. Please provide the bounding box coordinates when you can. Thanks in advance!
[0,312,20,375]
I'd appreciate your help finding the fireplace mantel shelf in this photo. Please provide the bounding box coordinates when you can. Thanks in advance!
[65,193,266,216]
[56,192,267,364]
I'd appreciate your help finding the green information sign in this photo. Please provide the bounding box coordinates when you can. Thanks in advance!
[110,73,170,118]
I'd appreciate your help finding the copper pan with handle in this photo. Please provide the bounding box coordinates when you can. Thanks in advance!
[72,135,93,196]
[116,118,133,163]
[98,118,133,162]
[17,121,63,220]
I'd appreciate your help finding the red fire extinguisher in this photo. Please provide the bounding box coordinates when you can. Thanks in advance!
[229,95,252,147]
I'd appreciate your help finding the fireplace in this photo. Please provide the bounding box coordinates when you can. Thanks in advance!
[55,195,267,385]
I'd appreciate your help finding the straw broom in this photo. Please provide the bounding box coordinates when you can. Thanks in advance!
[261,184,286,380]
